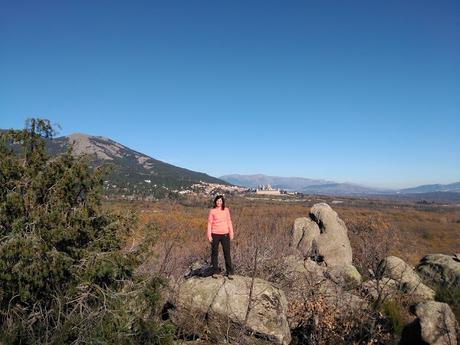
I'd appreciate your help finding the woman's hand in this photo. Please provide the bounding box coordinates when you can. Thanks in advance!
[208,237,212,243]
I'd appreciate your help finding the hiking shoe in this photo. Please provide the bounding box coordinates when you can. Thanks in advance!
[226,273,234,280]
[212,273,219,279]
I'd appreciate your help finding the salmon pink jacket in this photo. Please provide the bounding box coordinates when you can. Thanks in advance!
[207,207,234,241]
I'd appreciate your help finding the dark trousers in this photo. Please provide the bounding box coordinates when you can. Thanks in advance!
[211,233,233,274]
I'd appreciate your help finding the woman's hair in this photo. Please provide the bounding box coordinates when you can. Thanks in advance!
[213,195,225,210]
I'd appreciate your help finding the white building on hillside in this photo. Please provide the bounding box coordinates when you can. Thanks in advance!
[256,184,281,195]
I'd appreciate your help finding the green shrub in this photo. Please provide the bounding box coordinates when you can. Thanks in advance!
[435,284,460,324]
[382,300,405,335]
[0,119,174,344]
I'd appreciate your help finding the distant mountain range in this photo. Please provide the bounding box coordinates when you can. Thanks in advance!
[3,128,458,200]
[219,174,331,190]
[398,182,460,194]
[220,174,391,194]
[219,174,460,197]
[2,130,230,198]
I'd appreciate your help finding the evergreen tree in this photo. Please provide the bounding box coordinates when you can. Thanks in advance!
[0,119,174,344]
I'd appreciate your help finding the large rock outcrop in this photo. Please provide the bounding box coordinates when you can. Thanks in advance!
[290,203,353,266]
[401,301,458,345]
[285,202,364,328]
[169,275,291,345]
[417,253,460,287]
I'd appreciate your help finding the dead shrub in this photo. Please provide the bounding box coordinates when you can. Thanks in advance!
[346,215,399,280]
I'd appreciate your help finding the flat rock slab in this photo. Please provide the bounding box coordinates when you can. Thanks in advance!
[170,275,291,345]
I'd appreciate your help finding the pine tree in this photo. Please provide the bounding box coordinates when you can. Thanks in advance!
[0,119,174,344]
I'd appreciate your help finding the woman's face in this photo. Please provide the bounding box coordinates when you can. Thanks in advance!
[216,198,223,208]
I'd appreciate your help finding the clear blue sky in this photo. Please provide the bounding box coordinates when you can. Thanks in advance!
[1,0,459,189]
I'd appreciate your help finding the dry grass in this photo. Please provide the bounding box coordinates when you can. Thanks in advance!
[339,204,460,264]
[104,194,460,277]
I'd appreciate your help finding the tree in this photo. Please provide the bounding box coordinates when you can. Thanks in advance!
[0,119,174,344]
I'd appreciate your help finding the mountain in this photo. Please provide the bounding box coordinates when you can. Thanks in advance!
[220,174,331,191]
[3,130,231,198]
[398,182,460,194]
[219,174,392,195]
[300,183,390,195]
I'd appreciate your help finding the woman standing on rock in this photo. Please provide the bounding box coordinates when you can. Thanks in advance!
[207,194,234,279]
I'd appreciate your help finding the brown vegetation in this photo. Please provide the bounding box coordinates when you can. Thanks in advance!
[104,195,460,344]
[107,194,460,278]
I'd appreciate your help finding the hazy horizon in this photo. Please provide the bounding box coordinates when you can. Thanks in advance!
[217,173,459,190]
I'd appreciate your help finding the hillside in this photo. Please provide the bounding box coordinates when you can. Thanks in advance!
[2,129,232,199]
[56,133,233,198]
